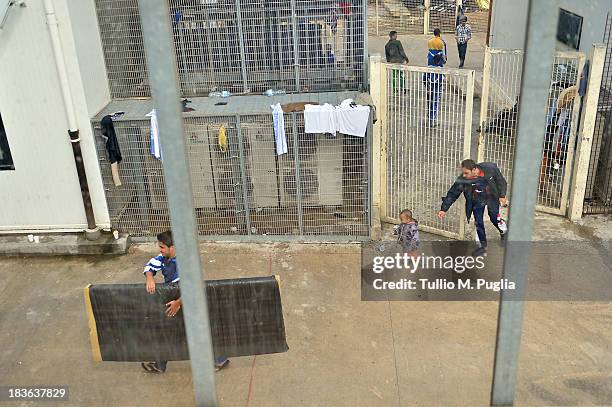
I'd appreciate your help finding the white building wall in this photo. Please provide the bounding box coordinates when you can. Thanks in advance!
[0,0,110,232]
[489,0,611,52]
[556,0,610,53]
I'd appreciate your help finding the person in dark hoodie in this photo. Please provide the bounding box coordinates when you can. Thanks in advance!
[437,159,508,255]
[385,31,409,93]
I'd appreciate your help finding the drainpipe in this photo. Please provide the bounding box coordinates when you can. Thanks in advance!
[43,0,100,240]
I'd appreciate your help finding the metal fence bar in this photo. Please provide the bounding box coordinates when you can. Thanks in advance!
[137,1,218,406]
[289,0,300,91]
[490,0,557,405]
[235,116,252,235]
[234,0,249,93]
[292,113,304,235]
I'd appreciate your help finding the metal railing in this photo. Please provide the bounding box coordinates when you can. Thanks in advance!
[95,0,367,98]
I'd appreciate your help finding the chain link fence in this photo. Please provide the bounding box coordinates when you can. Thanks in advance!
[95,0,367,98]
[478,48,586,215]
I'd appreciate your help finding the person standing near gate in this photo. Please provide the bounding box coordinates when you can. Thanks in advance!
[424,29,446,125]
[385,31,409,93]
[437,159,508,256]
[455,16,472,68]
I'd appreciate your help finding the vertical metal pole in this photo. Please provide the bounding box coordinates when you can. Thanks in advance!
[236,116,252,234]
[424,0,431,35]
[292,113,304,235]
[460,69,474,240]
[234,0,250,93]
[363,0,369,90]
[478,47,492,163]
[290,0,301,91]
[490,0,557,405]
[137,2,218,406]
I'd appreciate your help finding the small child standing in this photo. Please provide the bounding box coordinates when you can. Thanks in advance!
[395,209,420,256]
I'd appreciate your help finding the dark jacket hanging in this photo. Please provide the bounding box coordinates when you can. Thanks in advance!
[101,115,122,164]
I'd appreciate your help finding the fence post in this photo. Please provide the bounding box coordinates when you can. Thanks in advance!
[379,62,389,221]
[477,47,492,163]
[460,69,475,239]
[290,0,300,91]
[568,44,607,221]
[234,0,249,93]
[424,0,430,35]
[369,55,383,239]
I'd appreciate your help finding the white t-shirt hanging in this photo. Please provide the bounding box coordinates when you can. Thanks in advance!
[336,105,370,137]
[304,104,337,134]
[146,109,162,160]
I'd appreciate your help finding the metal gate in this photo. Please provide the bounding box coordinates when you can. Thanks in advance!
[478,48,586,215]
[381,64,474,239]
[370,0,490,36]
[584,12,612,214]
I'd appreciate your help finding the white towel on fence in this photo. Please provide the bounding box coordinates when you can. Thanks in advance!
[304,103,337,134]
[336,104,370,137]
[271,103,288,155]
[146,109,162,160]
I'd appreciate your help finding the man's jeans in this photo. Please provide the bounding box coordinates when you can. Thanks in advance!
[472,200,501,248]
[457,42,468,66]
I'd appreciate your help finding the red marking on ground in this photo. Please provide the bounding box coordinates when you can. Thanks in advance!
[245,355,257,407]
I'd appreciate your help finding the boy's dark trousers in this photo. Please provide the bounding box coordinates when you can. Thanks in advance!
[472,200,502,248]
[153,356,228,372]
[457,42,468,67]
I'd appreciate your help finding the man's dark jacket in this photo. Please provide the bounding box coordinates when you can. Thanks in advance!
[440,162,507,220]
[385,39,409,63]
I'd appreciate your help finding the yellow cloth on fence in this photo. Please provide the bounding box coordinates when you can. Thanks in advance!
[476,0,490,11]
[218,124,228,152]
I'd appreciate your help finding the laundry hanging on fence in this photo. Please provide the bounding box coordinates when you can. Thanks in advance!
[304,103,338,134]
[336,99,370,138]
[83,276,289,362]
[146,109,162,161]
[271,103,288,156]
[101,115,122,187]
[303,100,370,137]
[218,124,228,152]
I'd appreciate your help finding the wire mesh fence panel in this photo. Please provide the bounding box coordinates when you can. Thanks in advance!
[460,0,490,33]
[384,64,472,239]
[93,109,370,240]
[478,48,585,215]
[369,0,425,36]
[430,0,457,33]
[94,0,366,98]
[293,115,370,237]
[95,0,150,98]
[584,12,612,214]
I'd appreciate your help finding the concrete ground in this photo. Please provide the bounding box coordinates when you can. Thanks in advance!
[0,213,611,407]
[368,32,487,72]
